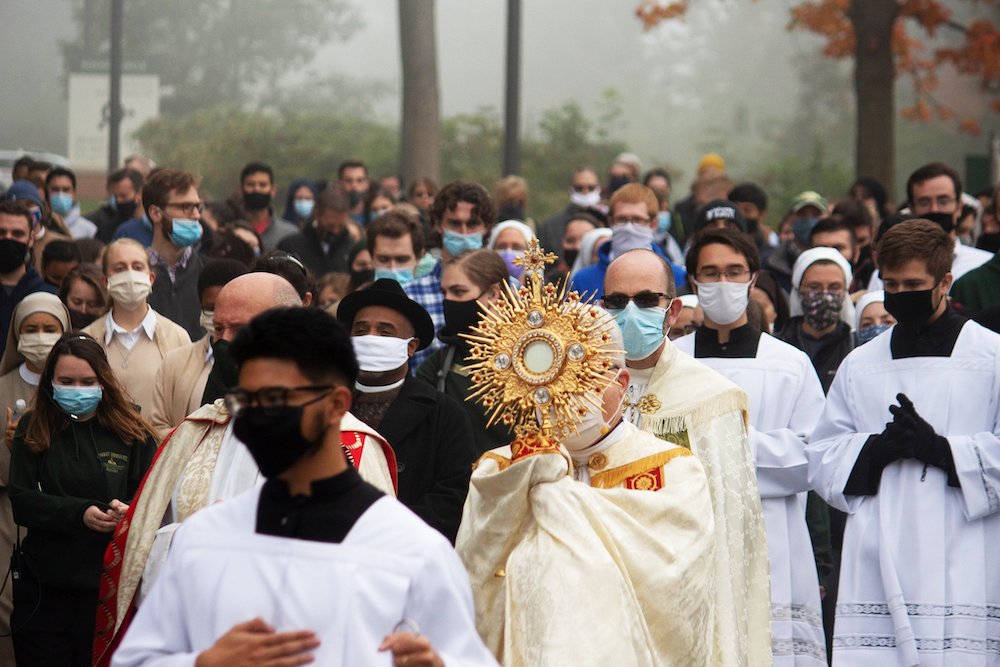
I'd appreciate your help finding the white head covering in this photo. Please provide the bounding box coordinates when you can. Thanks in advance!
[678,294,699,309]
[570,228,613,277]
[790,246,857,330]
[0,292,72,376]
[487,220,535,250]
[855,290,886,331]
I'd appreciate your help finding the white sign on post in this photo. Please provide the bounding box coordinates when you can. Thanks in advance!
[68,73,160,170]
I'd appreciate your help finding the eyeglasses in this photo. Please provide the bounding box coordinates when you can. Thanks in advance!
[163,201,205,215]
[913,195,956,211]
[611,216,650,226]
[224,385,332,416]
[695,267,752,283]
[603,291,669,310]
[572,184,598,193]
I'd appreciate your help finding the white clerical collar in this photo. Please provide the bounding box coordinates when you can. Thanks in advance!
[354,377,406,394]
[104,306,157,345]
[18,363,40,386]
[568,419,629,466]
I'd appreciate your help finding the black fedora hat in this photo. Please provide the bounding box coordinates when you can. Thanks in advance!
[336,278,435,350]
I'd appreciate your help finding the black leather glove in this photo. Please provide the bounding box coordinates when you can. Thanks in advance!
[844,417,915,496]
[889,393,960,486]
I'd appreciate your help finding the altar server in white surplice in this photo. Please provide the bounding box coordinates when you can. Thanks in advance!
[808,219,1000,667]
[113,308,496,667]
[675,227,827,666]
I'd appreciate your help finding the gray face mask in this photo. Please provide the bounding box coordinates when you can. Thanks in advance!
[610,223,653,260]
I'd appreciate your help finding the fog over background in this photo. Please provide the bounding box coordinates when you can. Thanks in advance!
[1,0,993,199]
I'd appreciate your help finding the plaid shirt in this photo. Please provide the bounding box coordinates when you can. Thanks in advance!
[404,261,444,372]
[148,245,193,284]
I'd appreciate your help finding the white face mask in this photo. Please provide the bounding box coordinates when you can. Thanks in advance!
[693,280,750,326]
[560,371,624,451]
[107,270,152,310]
[610,223,654,260]
[570,188,601,208]
[17,332,61,368]
[352,335,414,373]
[200,310,214,338]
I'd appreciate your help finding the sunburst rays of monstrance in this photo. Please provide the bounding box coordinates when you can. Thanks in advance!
[461,239,622,442]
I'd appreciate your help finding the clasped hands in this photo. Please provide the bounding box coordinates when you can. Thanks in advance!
[871,393,952,473]
[83,498,129,533]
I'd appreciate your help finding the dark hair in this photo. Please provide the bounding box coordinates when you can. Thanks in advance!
[42,239,81,268]
[906,162,962,207]
[809,216,857,249]
[240,162,274,185]
[850,176,888,218]
[337,160,368,179]
[75,238,105,264]
[0,199,34,231]
[831,199,874,232]
[431,181,496,233]
[367,210,425,257]
[407,177,438,202]
[46,167,77,190]
[444,248,509,292]
[317,184,351,214]
[24,333,157,453]
[877,219,954,282]
[728,182,768,212]
[198,258,248,297]
[364,186,397,219]
[230,307,358,387]
[13,156,35,174]
[686,227,761,279]
[106,168,143,191]
[252,250,313,301]
[59,265,109,313]
[642,167,672,189]
[207,230,255,266]
[142,169,197,218]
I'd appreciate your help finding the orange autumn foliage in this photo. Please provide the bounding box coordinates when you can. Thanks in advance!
[636,0,1000,134]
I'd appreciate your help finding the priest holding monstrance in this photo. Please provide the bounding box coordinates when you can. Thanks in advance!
[455,241,717,666]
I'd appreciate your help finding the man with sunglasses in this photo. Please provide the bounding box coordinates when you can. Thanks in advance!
[113,307,497,667]
[674,228,828,666]
[144,169,208,340]
[602,247,772,667]
[93,273,398,665]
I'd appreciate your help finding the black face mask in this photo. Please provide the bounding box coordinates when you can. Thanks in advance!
[243,191,272,211]
[607,175,631,195]
[920,212,955,235]
[744,217,760,234]
[0,239,27,273]
[234,403,323,478]
[69,309,98,331]
[202,339,241,405]
[562,248,579,268]
[350,268,375,287]
[497,202,525,222]
[116,200,138,221]
[443,298,483,337]
[884,286,941,329]
[348,191,365,208]
[858,244,873,265]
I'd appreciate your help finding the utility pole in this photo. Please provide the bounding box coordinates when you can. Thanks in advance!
[108,0,124,172]
[502,0,521,177]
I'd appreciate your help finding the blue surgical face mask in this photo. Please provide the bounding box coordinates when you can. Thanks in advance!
[855,322,891,346]
[443,229,483,257]
[611,301,667,361]
[792,217,819,247]
[52,385,103,418]
[293,199,315,219]
[50,192,74,216]
[169,218,203,247]
[657,211,672,234]
[374,266,416,287]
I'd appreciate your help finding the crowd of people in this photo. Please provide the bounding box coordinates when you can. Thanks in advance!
[0,149,997,666]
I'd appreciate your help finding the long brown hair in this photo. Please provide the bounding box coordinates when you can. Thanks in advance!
[24,333,158,453]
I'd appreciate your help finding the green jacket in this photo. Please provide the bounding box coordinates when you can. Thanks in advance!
[415,341,514,455]
[9,417,156,590]
[950,253,1000,317]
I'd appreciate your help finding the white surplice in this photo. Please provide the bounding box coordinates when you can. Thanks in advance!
[675,332,827,666]
[807,322,1000,667]
[113,490,498,667]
